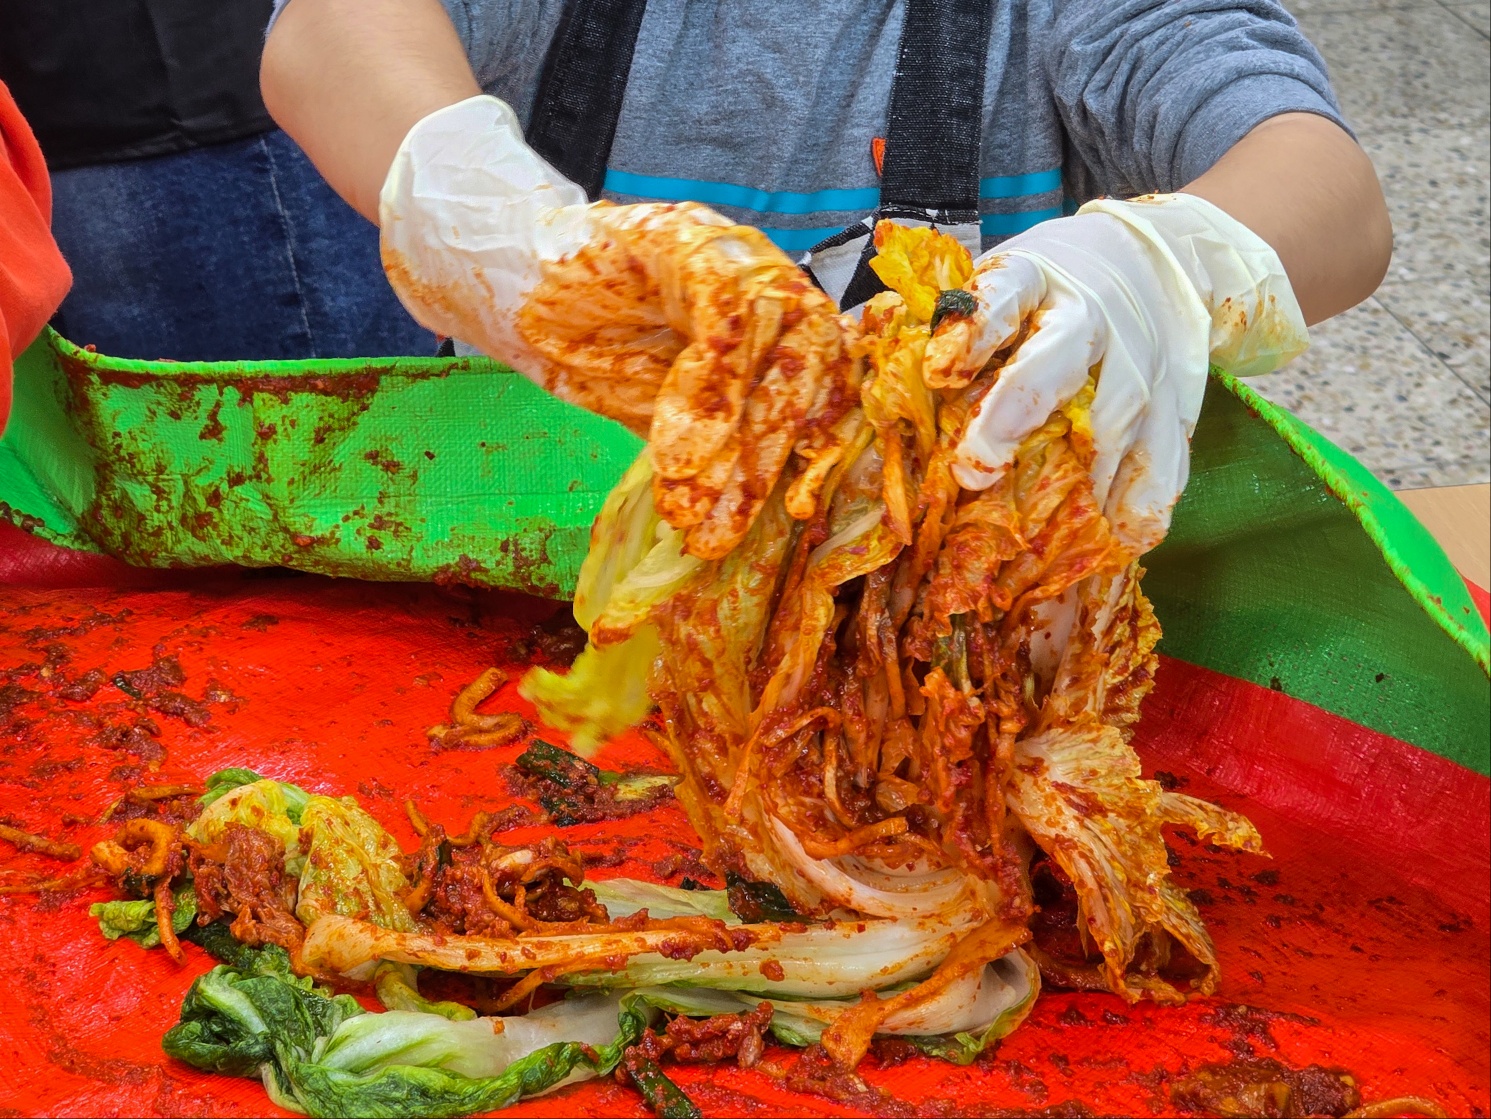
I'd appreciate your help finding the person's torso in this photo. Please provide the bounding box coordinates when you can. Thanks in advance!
[0,0,276,169]
[470,0,1074,255]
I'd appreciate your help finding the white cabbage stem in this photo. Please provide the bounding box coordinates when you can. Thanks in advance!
[768,817,991,921]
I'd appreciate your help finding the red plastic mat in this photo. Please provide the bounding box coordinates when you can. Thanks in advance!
[1,560,1487,1117]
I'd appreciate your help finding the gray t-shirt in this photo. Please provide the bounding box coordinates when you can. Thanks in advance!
[440,0,1344,253]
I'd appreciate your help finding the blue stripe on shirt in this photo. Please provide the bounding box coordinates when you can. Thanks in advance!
[603,170,881,216]
[979,169,1063,198]
[603,168,1064,249]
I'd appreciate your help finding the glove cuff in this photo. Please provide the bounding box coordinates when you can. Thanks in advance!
[378,95,586,225]
[1078,193,1309,378]
[377,93,591,367]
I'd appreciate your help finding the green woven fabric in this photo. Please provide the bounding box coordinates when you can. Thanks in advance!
[1,330,1485,768]
[0,329,643,596]
[1146,374,1488,773]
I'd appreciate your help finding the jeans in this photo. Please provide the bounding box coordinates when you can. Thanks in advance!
[49,128,434,361]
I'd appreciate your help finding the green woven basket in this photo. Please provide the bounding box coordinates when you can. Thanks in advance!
[1,328,1485,771]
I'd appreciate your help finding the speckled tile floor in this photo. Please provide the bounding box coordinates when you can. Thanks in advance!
[1253,0,1491,489]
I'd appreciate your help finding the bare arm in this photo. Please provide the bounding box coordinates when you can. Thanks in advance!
[1184,112,1391,326]
[261,0,481,222]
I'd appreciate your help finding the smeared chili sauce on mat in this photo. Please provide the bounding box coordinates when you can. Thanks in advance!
[0,572,1485,1117]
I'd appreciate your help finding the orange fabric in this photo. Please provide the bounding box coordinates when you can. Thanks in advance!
[0,79,71,435]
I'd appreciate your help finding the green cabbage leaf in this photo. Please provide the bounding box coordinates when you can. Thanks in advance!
[520,452,702,756]
[90,884,196,949]
[294,795,414,932]
[162,942,679,1119]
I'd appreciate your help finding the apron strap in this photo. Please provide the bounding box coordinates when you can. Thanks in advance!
[804,0,994,309]
[525,0,993,310]
[879,0,994,215]
[526,0,649,200]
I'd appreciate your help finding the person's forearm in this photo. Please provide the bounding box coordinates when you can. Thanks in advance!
[1184,112,1391,326]
[261,0,481,223]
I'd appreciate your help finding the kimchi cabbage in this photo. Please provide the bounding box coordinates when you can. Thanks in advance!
[86,221,1269,1119]
[525,220,1264,1047]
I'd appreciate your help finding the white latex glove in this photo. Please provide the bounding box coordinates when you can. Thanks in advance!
[379,94,591,387]
[379,95,860,560]
[925,194,1308,555]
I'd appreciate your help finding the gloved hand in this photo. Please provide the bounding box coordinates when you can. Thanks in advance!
[379,95,859,560]
[924,194,1308,555]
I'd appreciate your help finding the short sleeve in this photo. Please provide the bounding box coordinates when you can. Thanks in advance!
[1046,0,1347,198]
[437,0,566,125]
